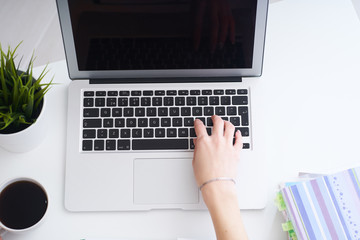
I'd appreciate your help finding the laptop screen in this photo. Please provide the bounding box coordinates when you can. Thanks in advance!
[57,0,268,79]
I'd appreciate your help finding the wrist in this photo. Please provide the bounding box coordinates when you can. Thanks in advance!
[201,180,238,207]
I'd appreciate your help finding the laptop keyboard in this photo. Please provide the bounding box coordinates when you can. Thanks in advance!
[81,88,251,152]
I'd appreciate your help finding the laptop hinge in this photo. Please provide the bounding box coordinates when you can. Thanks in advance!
[89,77,242,84]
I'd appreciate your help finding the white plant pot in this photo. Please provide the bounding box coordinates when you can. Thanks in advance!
[0,96,48,153]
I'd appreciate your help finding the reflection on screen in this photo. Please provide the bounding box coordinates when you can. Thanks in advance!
[68,0,257,71]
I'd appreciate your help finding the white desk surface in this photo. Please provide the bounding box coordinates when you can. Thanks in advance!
[1,0,360,239]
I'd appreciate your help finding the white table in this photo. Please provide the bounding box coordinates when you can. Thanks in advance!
[1,0,360,239]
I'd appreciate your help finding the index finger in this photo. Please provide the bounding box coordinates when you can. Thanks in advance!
[194,118,208,138]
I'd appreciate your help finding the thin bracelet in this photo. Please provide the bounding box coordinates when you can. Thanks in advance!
[199,177,236,191]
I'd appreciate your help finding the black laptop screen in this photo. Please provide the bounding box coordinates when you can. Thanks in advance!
[68,0,257,71]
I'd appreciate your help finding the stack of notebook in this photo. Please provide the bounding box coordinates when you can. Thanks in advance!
[276,167,360,240]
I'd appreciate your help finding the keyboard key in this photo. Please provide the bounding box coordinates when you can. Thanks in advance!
[186,97,196,105]
[167,128,177,137]
[172,118,183,127]
[164,97,174,106]
[118,98,128,106]
[107,98,117,106]
[155,128,166,137]
[195,117,206,125]
[206,128,212,135]
[96,91,106,96]
[138,118,148,127]
[155,90,165,96]
[135,108,145,117]
[141,97,151,106]
[215,107,226,116]
[221,117,229,121]
[83,108,99,117]
[83,140,93,151]
[161,118,171,127]
[126,118,136,127]
[121,129,131,138]
[235,127,250,137]
[192,107,202,116]
[190,90,200,95]
[107,91,118,96]
[178,128,188,137]
[181,107,191,116]
[109,129,119,138]
[204,107,214,116]
[152,97,162,106]
[94,140,104,151]
[202,90,212,95]
[230,117,240,126]
[198,97,208,105]
[119,91,130,96]
[188,139,194,149]
[131,91,141,96]
[83,119,102,128]
[83,98,94,107]
[184,117,194,126]
[130,97,140,106]
[112,108,122,117]
[166,90,177,95]
[103,118,114,128]
[118,140,130,150]
[232,96,248,105]
[243,143,250,149]
[209,96,219,105]
[227,106,237,115]
[158,107,168,116]
[170,107,180,116]
[97,129,107,138]
[83,129,96,138]
[149,118,160,127]
[144,129,154,138]
[84,91,94,96]
[106,140,116,150]
[190,128,196,137]
[132,139,188,150]
[214,89,224,95]
[175,97,185,106]
[101,108,111,117]
[132,129,142,138]
[147,108,157,116]
[221,96,231,105]
[178,90,189,95]
[238,107,249,126]
[124,108,134,117]
[237,89,248,95]
[143,90,154,96]
[225,89,236,95]
[115,118,125,127]
[207,117,213,126]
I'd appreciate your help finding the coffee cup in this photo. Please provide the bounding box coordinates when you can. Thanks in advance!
[0,178,48,238]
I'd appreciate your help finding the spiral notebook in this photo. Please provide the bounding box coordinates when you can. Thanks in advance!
[277,167,360,240]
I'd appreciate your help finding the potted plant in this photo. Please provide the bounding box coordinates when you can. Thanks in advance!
[0,43,52,152]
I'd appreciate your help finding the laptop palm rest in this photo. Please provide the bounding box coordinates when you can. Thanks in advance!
[134,158,199,205]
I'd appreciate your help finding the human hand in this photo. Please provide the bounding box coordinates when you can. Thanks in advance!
[192,115,242,188]
[193,0,235,52]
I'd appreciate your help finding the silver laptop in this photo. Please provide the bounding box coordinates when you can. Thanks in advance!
[57,0,269,211]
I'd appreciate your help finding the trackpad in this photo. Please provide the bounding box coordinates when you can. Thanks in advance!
[134,158,199,204]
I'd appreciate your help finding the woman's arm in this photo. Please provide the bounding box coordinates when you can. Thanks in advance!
[192,115,248,240]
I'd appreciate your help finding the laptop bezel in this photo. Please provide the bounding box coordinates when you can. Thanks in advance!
[56,0,268,80]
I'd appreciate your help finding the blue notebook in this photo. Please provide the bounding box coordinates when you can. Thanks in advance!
[277,167,360,240]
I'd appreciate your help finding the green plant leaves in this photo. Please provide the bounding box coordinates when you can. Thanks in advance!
[0,42,52,133]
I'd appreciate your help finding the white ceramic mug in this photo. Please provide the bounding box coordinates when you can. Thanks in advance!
[0,178,48,238]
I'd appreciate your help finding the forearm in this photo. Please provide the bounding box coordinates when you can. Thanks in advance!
[202,182,248,240]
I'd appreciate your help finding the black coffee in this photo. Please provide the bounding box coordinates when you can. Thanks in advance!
[0,180,48,230]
